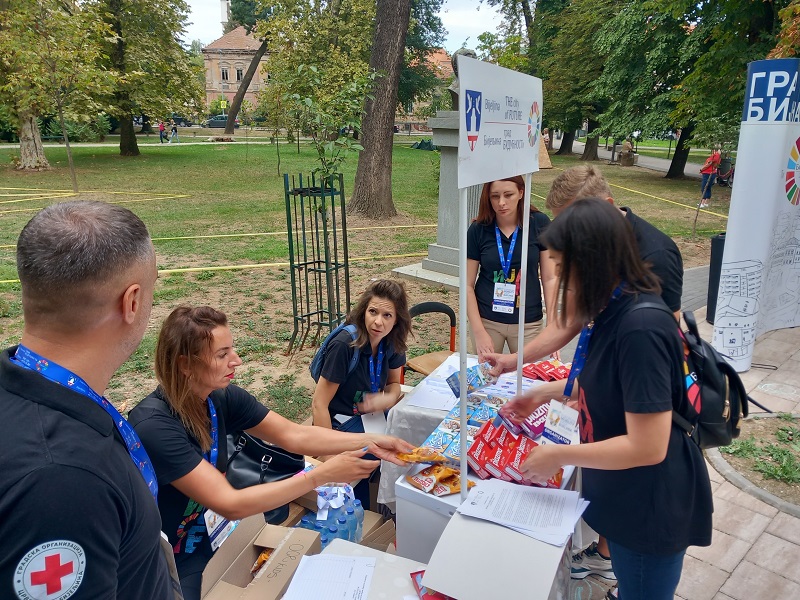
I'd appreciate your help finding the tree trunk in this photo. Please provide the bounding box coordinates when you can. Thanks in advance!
[348,0,411,219]
[118,113,139,156]
[580,118,600,161]
[17,111,50,171]
[225,37,269,135]
[108,0,139,156]
[141,115,153,134]
[556,130,575,155]
[666,122,695,179]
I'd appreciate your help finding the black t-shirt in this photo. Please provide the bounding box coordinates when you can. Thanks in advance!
[467,212,551,324]
[0,348,172,599]
[624,208,684,312]
[129,384,269,578]
[576,293,713,554]
[319,328,405,420]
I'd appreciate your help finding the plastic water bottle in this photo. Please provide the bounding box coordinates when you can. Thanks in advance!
[344,506,357,542]
[320,533,330,551]
[312,519,325,537]
[296,515,312,530]
[336,516,349,541]
[327,525,340,543]
[353,499,364,542]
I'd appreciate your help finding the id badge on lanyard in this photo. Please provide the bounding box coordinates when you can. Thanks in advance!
[205,509,239,550]
[492,282,516,313]
[492,225,518,314]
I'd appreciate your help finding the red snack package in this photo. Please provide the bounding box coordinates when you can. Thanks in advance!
[503,436,537,481]
[552,364,571,380]
[522,363,541,380]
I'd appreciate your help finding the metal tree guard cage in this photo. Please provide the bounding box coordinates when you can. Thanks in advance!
[284,172,351,354]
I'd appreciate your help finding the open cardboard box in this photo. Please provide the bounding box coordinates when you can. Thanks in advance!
[202,520,320,600]
[201,504,389,599]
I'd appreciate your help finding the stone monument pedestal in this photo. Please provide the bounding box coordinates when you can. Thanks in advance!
[394,111,480,290]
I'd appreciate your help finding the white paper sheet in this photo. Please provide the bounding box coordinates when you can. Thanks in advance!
[457,478,587,547]
[360,410,387,434]
[281,554,376,600]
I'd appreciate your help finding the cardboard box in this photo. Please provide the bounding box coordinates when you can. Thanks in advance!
[203,523,320,600]
[360,519,396,552]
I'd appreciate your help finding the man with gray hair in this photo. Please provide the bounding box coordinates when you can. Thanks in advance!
[0,202,172,598]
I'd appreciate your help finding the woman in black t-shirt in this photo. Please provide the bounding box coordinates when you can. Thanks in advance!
[499,199,712,600]
[129,305,412,600]
[466,175,557,359]
[311,280,411,431]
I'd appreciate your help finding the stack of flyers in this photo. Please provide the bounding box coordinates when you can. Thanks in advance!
[446,362,497,397]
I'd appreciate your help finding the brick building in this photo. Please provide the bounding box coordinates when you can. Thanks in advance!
[201,26,269,109]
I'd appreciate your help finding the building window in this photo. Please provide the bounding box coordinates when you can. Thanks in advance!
[236,68,243,82]
[221,68,229,81]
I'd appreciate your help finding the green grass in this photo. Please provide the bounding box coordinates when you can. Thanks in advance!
[0,139,730,421]
[720,416,800,485]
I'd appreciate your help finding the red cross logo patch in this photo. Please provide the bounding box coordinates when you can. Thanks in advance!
[14,540,85,599]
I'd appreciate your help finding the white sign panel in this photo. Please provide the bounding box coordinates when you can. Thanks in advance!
[457,56,543,188]
[712,58,800,371]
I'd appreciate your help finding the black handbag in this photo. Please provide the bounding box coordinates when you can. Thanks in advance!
[225,432,305,524]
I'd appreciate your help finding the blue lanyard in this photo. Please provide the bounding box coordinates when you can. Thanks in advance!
[11,344,158,501]
[495,225,519,281]
[563,284,625,398]
[368,341,384,393]
[204,397,219,467]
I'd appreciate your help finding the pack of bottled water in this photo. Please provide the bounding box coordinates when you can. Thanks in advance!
[294,484,365,550]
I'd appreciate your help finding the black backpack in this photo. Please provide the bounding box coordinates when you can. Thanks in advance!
[631,303,751,449]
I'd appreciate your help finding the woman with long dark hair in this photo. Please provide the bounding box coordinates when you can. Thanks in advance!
[311,279,412,432]
[466,175,557,359]
[500,198,712,600]
[129,305,412,600]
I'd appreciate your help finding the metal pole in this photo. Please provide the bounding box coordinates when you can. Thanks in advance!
[516,173,532,395]
[459,186,469,503]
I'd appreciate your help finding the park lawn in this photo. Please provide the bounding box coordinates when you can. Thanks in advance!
[0,142,728,420]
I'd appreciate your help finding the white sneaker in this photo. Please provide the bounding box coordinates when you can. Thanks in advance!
[698,201,709,208]
[571,542,616,580]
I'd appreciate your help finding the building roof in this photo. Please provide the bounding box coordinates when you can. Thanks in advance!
[428,48,454,79]
[203,25,262,52]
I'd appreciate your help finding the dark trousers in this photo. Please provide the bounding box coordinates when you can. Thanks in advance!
[608,540,686,600]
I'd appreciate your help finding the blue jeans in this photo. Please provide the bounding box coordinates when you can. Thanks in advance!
[607,540,685,600]
[701,173,716,199]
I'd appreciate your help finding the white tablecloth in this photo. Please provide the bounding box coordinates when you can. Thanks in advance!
[377,391,448,513]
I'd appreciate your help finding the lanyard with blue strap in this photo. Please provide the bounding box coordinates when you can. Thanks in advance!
[368,340,385,393]
[11,344,159,501]
[495,225,519,281]
[563,284,626,399]
[204,398,219,466]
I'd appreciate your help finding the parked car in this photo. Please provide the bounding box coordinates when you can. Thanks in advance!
[203,114,239,128]
[171,114,193,127]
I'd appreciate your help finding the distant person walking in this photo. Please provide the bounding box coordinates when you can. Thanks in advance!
[158,120,166,143]
[699,148,721,208]
[169,120,179,144]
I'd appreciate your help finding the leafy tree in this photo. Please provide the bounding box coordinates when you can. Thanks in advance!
[541,0,616,159]
[397,0,446,111]
[99,0,203,156]
[592,2,696,176]
[349,0,412,218]
[221,0,273,134]
[283,64,377,178]
[0,0,113,177]
[772,0,800,56]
